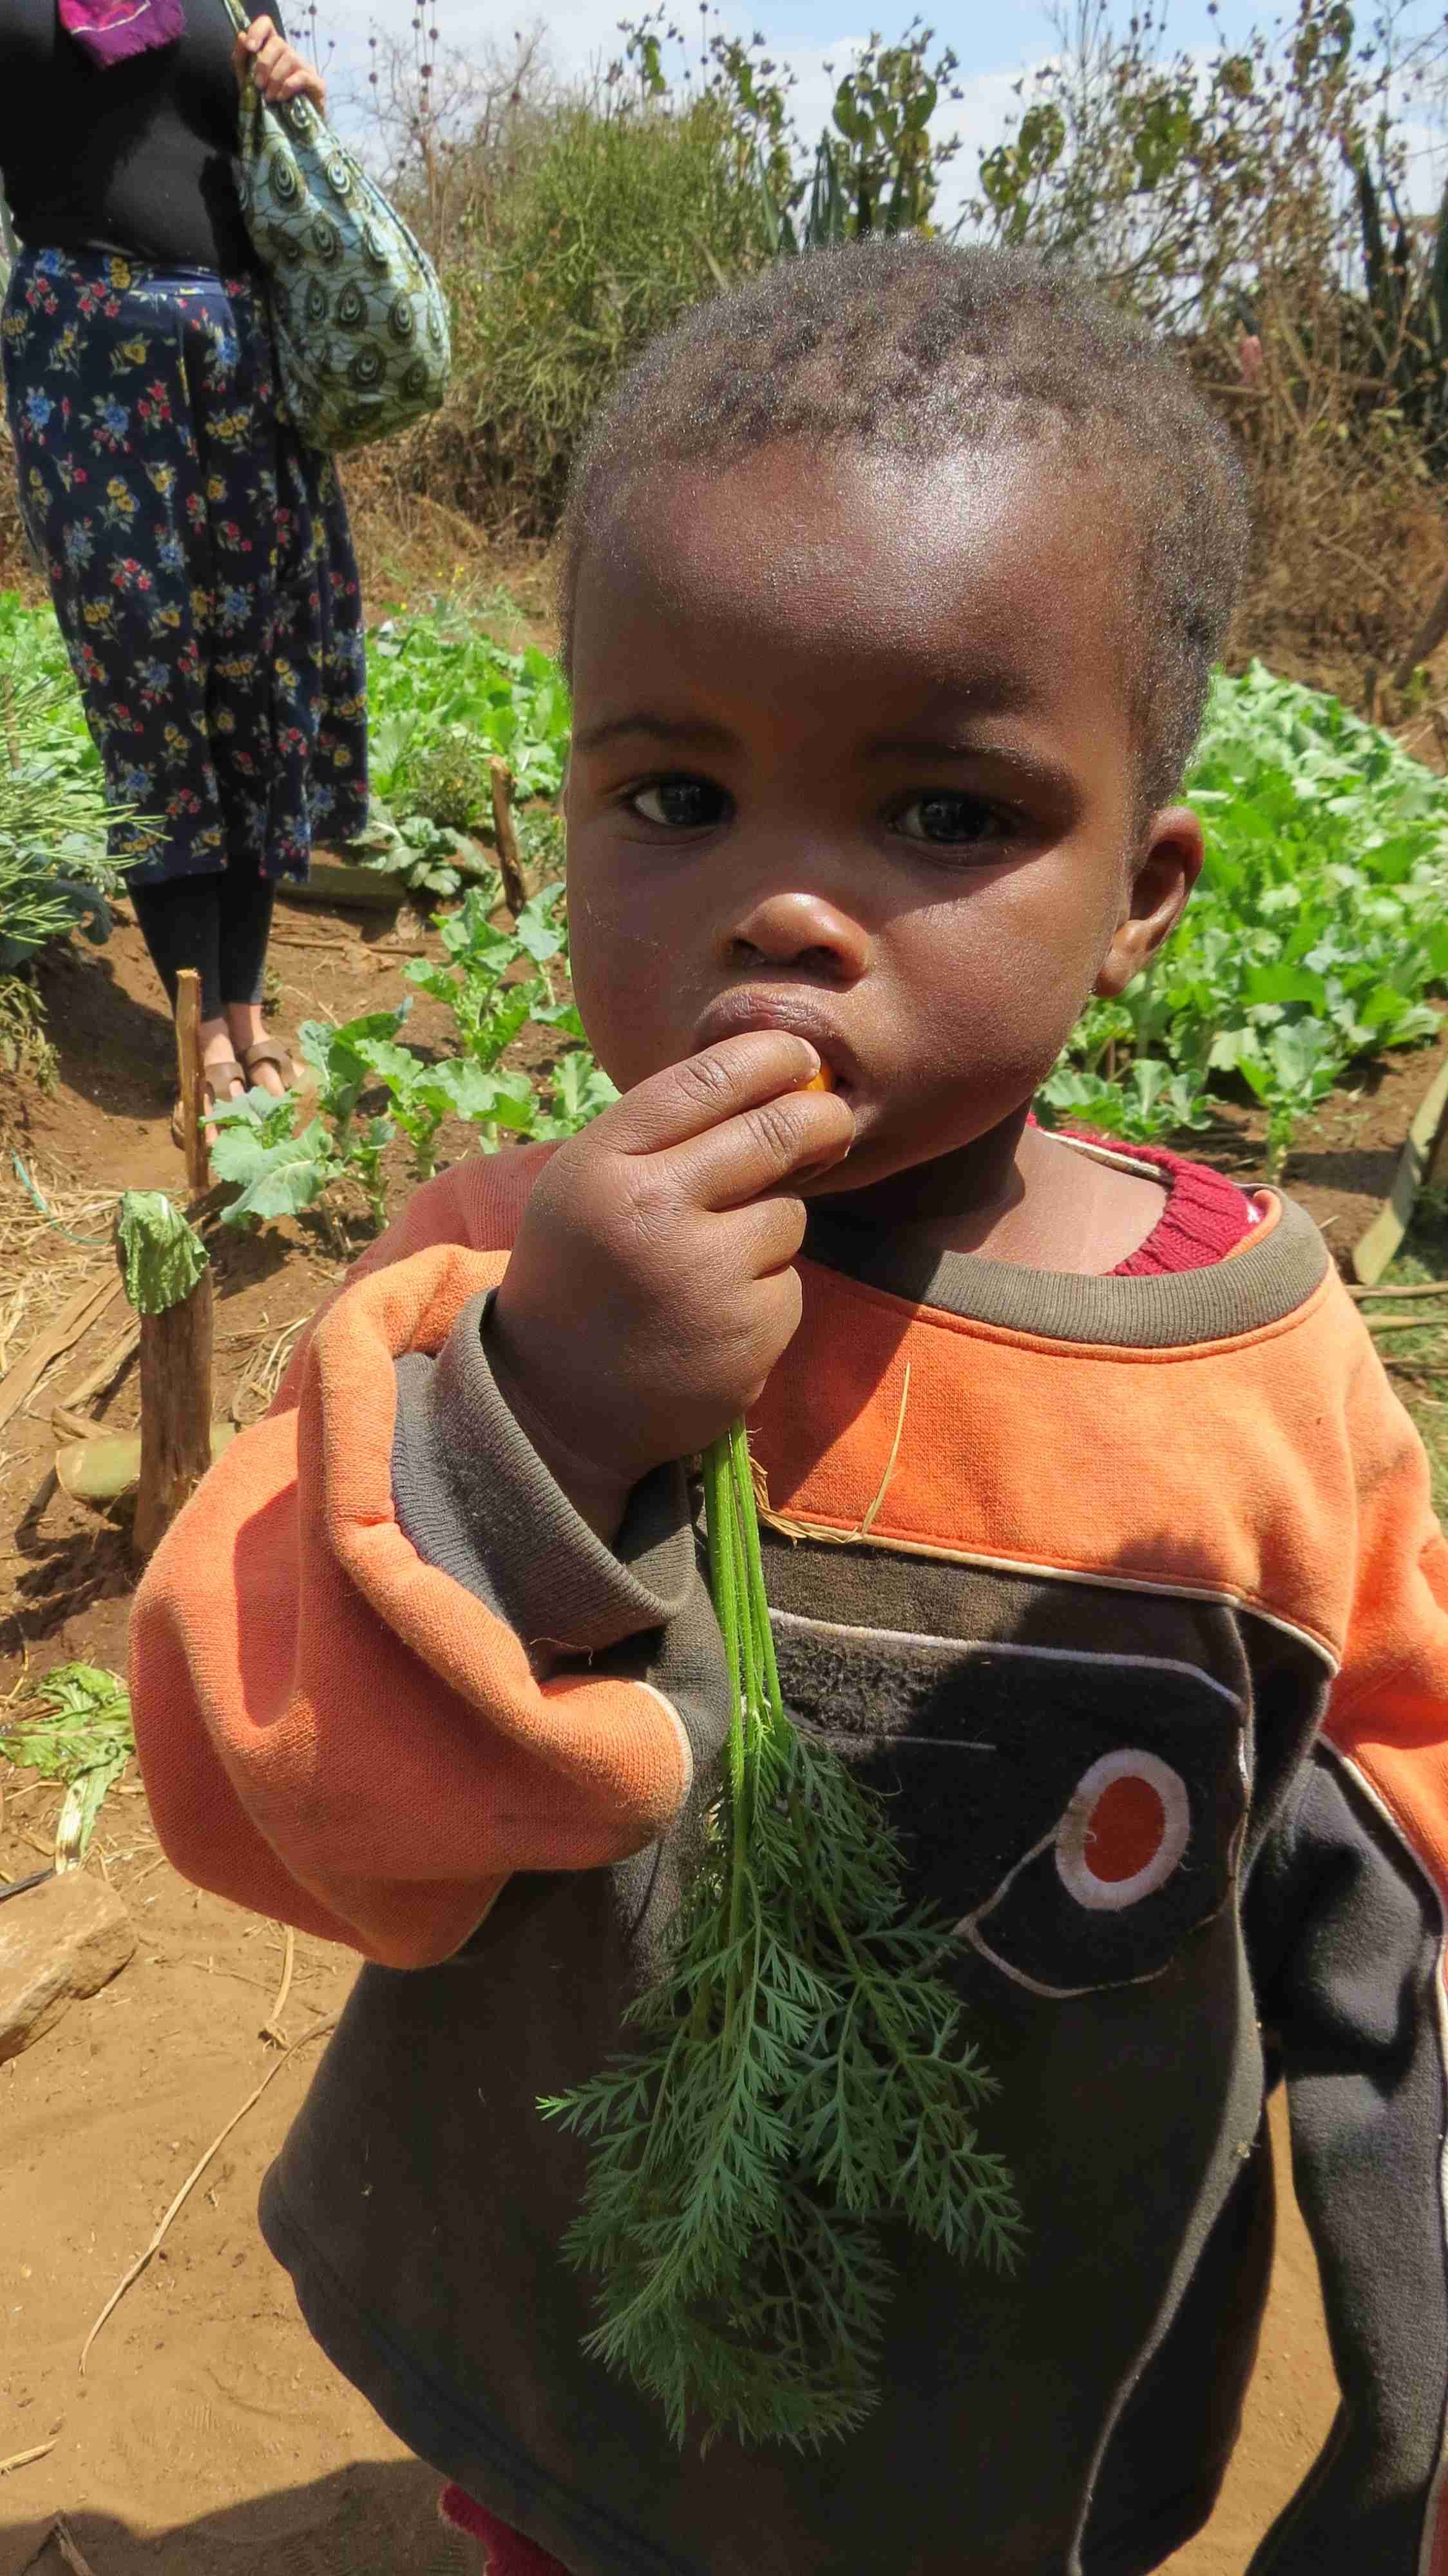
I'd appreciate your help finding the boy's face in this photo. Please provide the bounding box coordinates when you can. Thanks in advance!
[564,441,1199,1204]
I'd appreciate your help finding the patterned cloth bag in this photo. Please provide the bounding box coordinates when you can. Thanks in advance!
[220,0,450,453]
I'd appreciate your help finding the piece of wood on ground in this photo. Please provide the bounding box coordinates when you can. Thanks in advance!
[1392,569,1448,692]
[132,1265,214,1562]
[1353,1054,1448,1287]
[276,857,405,911]
[0,1273,122,1435]
[59,1319,140,1411]
[1349,1280,1448,1301]
[24,2519,103,2576]
[173,966,210,1199]
[0,1869,134,2063]
[490,757,528,916]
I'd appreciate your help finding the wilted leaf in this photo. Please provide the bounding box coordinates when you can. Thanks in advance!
[115,1190,208,1316]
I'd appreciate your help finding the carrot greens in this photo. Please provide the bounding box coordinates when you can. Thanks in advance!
[540,1421,1020,2450]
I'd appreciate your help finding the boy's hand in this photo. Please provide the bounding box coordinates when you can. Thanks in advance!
[488,1032,854,1541]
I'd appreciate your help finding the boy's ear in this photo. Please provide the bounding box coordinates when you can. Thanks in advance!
[1093,806,1203,999]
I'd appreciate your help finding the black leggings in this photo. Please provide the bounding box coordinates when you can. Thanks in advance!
[129,866,276,1024]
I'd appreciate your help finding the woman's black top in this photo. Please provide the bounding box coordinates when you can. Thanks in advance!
[0,0,278,273]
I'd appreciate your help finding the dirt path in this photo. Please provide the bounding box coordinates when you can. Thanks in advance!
[0,891,1377,2576]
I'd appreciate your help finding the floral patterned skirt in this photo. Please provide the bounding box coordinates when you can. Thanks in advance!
[1,245,369,885]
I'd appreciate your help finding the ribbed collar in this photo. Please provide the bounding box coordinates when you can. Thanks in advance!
[802,1188,1329,1351]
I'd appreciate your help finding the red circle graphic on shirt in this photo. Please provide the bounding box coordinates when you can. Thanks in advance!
[1054,1750,1190,1913]
[1086,1773,1167,1881]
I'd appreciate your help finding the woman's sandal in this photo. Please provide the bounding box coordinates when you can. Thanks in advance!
[170,1057,246,1151]
[239,1037,316,1100]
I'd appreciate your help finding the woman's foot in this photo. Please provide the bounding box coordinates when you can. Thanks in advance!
[172,1021,248,1152]
[225,1003,289,1101]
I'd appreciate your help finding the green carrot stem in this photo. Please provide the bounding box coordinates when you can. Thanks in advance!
[704,1434,752,2016]
[729,1419,788,1739]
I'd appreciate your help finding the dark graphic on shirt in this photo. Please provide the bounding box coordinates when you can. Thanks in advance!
[770,1615,1248,1998]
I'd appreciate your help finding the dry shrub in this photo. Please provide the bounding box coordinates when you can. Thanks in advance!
[1184,330,1448,703]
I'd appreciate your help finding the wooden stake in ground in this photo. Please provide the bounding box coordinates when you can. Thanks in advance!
[489,757,528,917]
[114,1193,213,1563]
[1353,1054,1448,1287]
[173,964,211,1198]
[1392,569,1448,694]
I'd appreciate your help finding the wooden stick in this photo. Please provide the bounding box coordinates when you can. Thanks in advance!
[0,1274,122,1434]
[0,2438,56,2476]
[1392,569,1448,692]
[260,1920,296,2047]
[1363,1314,1448,1334]
[50,2519,101,2576]
[489,758,528,917]
[59,1320,140,1412]
[173,967,210,1200]
[81,2012,338,2372]
[1349,1280,1448,1302]
[1353,1054,1448,1286]
[133,1265,214,1563]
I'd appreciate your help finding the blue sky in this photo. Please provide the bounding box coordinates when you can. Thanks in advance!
[316,0,1447,211]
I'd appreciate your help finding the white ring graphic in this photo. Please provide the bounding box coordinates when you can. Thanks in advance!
[1054,1748,1190,1913]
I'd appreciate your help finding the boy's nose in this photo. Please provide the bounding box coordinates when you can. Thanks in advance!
[719,889,868,983]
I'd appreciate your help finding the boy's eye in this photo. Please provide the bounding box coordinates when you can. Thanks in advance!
[895,791,1009,848]
[626,776,729,829]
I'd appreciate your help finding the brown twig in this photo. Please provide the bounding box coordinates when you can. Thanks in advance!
[0,2438,57,2476]
[260,1921,296,2047]
[0,1275,123,1434]
[80,2012,339,2373]
[173,967,211,1199]
[49,2518,100,2576]
[60,1321,140,1412]
[1349,1280,1448,1301]
[490,758,528,916]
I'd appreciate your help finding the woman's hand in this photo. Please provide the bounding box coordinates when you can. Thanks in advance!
[233,16,327,112]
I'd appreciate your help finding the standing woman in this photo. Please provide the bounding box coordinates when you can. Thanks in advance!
[0,0,369,1131]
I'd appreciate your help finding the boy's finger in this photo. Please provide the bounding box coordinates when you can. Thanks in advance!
[711,1192,810,1281]
[601,1030,825,1159]
[658,1084,854,1213]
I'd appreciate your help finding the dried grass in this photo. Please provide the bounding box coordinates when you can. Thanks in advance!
[1187,308,1448,714]
[226,1313,307,1426]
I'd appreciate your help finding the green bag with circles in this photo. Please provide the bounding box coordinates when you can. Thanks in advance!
[220,0,450,453]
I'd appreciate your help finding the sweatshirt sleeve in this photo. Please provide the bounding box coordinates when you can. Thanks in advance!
[1245,1322,1448,2575]
[129,1167,730,1971]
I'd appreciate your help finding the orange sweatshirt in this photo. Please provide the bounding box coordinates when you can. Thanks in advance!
[131,1144,1448,2576]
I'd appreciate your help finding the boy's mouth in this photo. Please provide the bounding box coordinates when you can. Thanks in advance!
[693,989,860,1098]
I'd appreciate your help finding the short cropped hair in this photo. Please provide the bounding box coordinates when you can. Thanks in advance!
[558,238,1250,812]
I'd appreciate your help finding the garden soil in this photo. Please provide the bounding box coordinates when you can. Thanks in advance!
[7,895,1435,2576]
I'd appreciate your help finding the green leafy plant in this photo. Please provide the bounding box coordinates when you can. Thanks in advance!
[210,1087,345,1231]
[1041,662,1448,1169]
[297,1008,408,1228]
[367,618,571,810]
[0,601,118,1061]
[405,732,497,835]
[757,19,964,254]
[542,1423,1020,2450]
[1,1663,135,1865]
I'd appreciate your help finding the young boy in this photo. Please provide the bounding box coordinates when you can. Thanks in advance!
[131,240,1448,2576]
